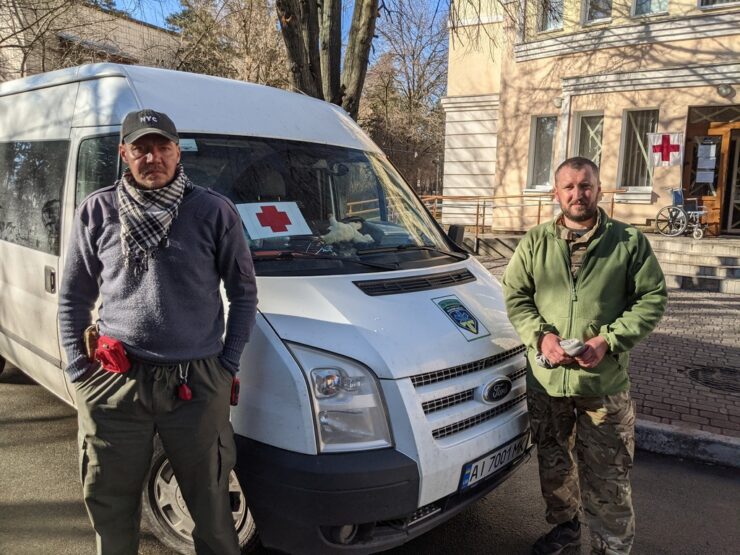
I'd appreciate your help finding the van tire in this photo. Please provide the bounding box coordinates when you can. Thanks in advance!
[141,439,259,554]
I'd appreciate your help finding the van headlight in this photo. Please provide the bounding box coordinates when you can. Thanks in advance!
[287,343,392,452]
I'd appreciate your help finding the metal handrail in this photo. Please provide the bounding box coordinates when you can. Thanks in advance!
[420,190,626,250]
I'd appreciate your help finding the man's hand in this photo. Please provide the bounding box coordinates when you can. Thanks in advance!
[575,336,609,368]
[539,333,574,366]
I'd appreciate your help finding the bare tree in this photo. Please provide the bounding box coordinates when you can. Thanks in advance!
[359,0,447,192]
[275,0,378,120]
[0,0,178,81]
[1,0,83,78]
[167,0,289,87]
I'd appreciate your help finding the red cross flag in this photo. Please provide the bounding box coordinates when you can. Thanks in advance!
[236,202,312,239]
[648,133,684,167]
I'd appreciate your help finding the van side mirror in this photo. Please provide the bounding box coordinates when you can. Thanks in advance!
[447,224,465,246]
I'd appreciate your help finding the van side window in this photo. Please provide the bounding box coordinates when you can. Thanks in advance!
[0,140,68,255]
[76,135,120,205]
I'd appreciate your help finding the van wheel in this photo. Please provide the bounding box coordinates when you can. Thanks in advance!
[141,441,258,554]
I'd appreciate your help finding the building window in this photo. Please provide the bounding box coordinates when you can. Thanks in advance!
[528,116,558,191]
[539,0,564,31]
[699,0,737,6]
[585,0,613,22]
[619,109,659,189]
[634,0,668,15]
[575,114,604,166]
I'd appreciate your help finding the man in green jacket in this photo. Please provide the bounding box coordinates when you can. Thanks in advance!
[502,157,667,555]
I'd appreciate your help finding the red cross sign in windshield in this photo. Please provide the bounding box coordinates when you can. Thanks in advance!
[256,205,292,232]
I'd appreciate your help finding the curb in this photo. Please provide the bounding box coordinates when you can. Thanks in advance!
[636,419,740,469]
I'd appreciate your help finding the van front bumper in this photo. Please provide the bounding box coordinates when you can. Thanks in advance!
[234,435,532,555]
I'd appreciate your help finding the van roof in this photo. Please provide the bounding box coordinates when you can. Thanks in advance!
[0,64,380,152]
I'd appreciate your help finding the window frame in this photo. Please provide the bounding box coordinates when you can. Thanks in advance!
[582,0,613,25]
[538,0,565,32]
[616,108,660,191]
[697,0,740,9]
[526,114,560,192]
[631,0,669,17]
[571,111,605,165]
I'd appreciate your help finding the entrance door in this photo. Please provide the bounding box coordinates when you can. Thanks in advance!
[684,106,740,236]
[725,131,740,234]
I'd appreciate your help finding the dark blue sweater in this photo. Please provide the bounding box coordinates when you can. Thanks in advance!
[59,184,258,381]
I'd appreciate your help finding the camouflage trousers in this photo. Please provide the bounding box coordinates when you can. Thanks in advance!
[528,388,635,555]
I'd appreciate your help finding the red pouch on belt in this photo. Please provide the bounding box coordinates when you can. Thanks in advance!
[95,335,131,374]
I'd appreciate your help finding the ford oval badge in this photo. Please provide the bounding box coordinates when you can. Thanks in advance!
[481,377,512,404]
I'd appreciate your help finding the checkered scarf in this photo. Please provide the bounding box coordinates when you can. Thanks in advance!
[117,164,191,275]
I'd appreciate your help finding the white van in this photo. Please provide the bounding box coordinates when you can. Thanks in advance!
[0,64,530,554]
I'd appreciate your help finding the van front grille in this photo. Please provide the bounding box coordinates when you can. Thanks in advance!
[421,366,528,415]
[411,345,526,387]
[432,394,527,439]
[353,269,475,296]
[422,390,475,414]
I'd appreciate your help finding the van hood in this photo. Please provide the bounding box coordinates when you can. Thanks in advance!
[255,260,523,380]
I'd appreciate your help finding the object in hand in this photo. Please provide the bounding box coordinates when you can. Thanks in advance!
[560,338,586,357]
[84,325,99,361]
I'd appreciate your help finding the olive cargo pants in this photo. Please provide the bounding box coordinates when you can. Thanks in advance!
[528,388,636,555]
[74,357,240,555]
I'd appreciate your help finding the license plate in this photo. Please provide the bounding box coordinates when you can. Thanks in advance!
[459,432,530,490]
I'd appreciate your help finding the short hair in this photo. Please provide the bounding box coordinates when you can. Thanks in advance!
[554,157,600,182]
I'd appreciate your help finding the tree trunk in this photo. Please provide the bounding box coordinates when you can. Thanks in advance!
[318,0,341,103]
[275,0,321,98]
[340,0,378,120]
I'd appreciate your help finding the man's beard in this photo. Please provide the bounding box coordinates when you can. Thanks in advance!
[562,203,597,222]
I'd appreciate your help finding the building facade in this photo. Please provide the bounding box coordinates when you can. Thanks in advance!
[442,0,740,235]
[0,2,178,82]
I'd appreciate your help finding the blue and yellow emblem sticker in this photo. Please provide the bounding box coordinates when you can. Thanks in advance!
[433,295,490,341]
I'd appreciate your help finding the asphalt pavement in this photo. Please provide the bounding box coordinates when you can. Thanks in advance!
[1,364,738,555]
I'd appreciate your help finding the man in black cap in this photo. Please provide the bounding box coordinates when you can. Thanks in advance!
[59,109,258,555]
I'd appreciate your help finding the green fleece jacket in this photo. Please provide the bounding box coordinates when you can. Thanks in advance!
[502,209,667,397]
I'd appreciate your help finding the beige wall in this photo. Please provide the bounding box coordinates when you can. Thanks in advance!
[442,0,740,229]
[524,0,737,41]
[447,23,505,96]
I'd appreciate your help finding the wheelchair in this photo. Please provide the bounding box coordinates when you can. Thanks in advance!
[655,188,707,239]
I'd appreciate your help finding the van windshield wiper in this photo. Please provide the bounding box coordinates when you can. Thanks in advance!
[252,251,398,271]
[356,244,467,260]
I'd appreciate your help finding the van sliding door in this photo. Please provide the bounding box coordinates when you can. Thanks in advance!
[0,138,69,400]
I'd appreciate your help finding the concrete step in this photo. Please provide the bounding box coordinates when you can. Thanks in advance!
[652,249,740,267]
[647,235,740,258]
[663,273,740,294]
[658,261,740,279]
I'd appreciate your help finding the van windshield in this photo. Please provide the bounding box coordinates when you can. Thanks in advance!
[177,134,465,276]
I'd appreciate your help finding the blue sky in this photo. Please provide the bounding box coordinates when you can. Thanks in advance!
[117,0,182,28]
[117,0,356,30]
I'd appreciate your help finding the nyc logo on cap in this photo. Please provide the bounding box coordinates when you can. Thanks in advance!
[433,295,490,342]
[140,115,159,124]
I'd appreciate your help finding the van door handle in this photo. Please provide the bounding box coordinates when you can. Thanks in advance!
[44,266,56,294]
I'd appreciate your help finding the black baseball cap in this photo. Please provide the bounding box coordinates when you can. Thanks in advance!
[120,109,179,144]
